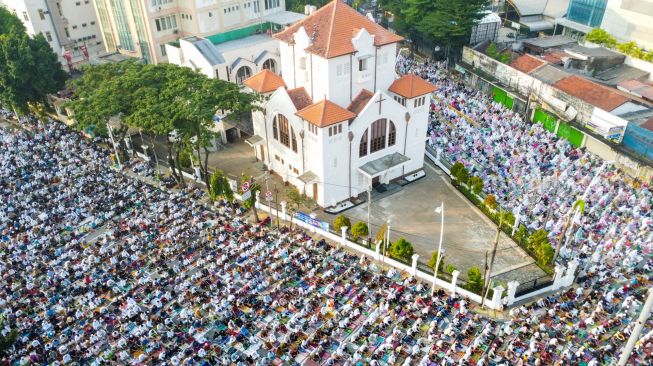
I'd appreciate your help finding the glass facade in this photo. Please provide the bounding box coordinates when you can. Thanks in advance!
[128,0,152,63]
[110,0,135,51]
[566,0,608,27]
[94,0,116,52]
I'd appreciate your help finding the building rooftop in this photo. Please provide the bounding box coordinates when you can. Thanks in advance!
[508,0,567,16]
[510,54,547,74]
[296,99,357,127]
[243,69,286,93]
[274,0,403,59]
[347,89,374,115]
[185,36,225,66]
[262,10,306,26]
[287,87,313,110]
[563,44,624,59]
[531,64,570,84]
[553,75,629,112]
[388,74,436,99]
[617,79,653,101]
[594,64,650,87]
[521,35,577,51]
[213,33,275,54]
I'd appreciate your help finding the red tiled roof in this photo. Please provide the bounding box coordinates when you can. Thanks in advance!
[347,89,374,115]
[617,79,653,102]
[510,54,547,74]
[274,0,403,59]
[641,117,653,132]
[287,87,313,110]
[554,75,629,111]
[388,74,436,98]
[542,50,566,65]
[296,99,356,127]
[243,69,286,93]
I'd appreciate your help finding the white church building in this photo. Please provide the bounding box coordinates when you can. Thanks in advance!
[243,0,435,209]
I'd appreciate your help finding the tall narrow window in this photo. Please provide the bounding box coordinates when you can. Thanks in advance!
[277,114,290,147]
[388,121,396,146]
[359,130,368,157]
[291,128,297,152]
[370,119,387,153]
[273,118,278,140]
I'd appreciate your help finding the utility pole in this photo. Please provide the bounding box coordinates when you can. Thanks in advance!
[482,212,502,308]
[367,186,372,248]
[432,202,444,295]
[617,288,653,366]
[251,177,259,223]
[274,184,280,228]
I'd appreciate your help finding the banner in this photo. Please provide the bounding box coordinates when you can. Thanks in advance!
[63,49,73,70]
[294,211,330,232]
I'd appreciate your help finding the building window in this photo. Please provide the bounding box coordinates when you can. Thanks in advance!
[235,66,252,84]
[279,115,290,147]
[56,2,62,15]
[262,59,276,73]
[72,25,77,29]
[388,121,396,146]
[291,129,297,152]
[44,31,52,42]
[155,15,177,31]
[82,23,87,27]
[64,27,70,38]
[358,58,367,71]
[566,0,608,27]
[91,21,95,25]
[38,9,45,20]
[370,118,387,153]
[22,11,28,21]
[359,130,368,157]
[208,11,212,17]
[273,118,278,140]
[76,2,81,6]
[160,44,167,56]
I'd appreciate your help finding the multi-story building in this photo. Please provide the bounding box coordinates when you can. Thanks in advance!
[1,0,104,69]
[92,0,286,64]
[557,0,653,50]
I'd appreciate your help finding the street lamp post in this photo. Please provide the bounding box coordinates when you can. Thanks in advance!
[432,202,444,295]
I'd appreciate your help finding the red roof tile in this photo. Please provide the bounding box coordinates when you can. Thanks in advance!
[296,99,356,127]
[641,117,653,132]
[554,75,629,111]
[274,0,403,59]
[287,87,313,110]
[347,89,374,115]
[510,54,547,74]
[243,69,286,93]
[388,74,436,98]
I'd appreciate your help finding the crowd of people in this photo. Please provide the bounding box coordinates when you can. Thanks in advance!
[2,68,653,366]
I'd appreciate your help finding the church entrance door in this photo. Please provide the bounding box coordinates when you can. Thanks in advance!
[312,183,318,202]
[259,145,265,161]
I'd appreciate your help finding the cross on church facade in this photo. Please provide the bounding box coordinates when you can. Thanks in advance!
[375,94,387,115]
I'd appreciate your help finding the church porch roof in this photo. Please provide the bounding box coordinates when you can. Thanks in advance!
[358,152,410,177]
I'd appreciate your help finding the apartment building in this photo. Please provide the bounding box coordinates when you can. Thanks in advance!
[1,0,104,69]
[92,0,285,64]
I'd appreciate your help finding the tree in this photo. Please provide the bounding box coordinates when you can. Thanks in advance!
[0,317,17,358]
[286,186,304,230]
[465,266,484,294]
[0,8,67,114]
[470,176,483,195]
[585,28,617,48]
[617,41,644,58]
[351,221,369,241]
[403,0,489,61]
[240,175,260,223]
[450,162,465,179]
[389,237,414,261]
[334,214,351,232]
[445,264,456,275]
[428,250,446,273]
[376,222,388,251]
[484,194,497,209]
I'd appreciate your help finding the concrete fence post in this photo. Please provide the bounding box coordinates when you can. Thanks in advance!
[255,191,261,209]
[563,259,579,287]
[280,201,287,220]
[491,285,505,309]
[340,227,348,248]
[506,281,519,306]
[374,240,381,260]
[451,270,460,296]
[411,254,419,276]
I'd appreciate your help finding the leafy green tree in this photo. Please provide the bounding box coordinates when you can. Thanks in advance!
[445,264,456,275]
[0,317,17,358]
[585,28,617,48]
[375,222,387,250]
[515,224,529,245]
[403,0,489,61]
[351,221,369,241]
[450,162,464,179]
[428,250,446,273]
[470,176,483,195]
[465,266,484,294]
[0,8,67,114]
[334,214,351,232]
[240,175,260,222]
[389,237,414,261]
[527,229,549,252]
[536,241,555,267]
[286,186,304,230]
[484,194,497,209]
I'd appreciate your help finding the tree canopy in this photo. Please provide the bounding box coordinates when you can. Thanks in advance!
[66,62,260,187]
[382,0,488,59]
[0,7,67,114]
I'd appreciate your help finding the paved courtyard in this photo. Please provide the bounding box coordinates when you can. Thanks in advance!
[322,161,547,284]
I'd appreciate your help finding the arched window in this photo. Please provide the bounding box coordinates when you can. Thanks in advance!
[262,59,276,73]
[388,121,396,146]
[273,114,297,153]
[370,118,387,153]
[235,66,252,84]
[359,130,368,157]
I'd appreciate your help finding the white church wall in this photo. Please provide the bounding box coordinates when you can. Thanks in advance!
[279,41,296,88]
[179,40,215,79]
[351,29,376,101]
[375,43,398,94]
[319,121,351,207]
[401,96,430,175]
[326,54,353,106]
